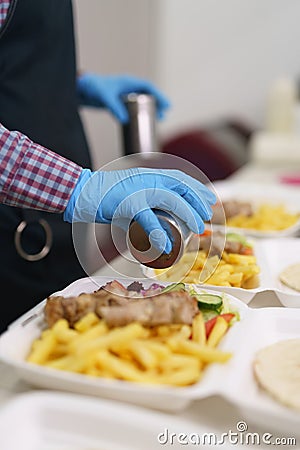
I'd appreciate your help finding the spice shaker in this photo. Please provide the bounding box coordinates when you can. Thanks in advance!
[127,212,192,269]
[121,93,159,155]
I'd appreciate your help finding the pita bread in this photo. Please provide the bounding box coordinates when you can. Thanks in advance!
[279,263,300,291]
[253,339,300,411]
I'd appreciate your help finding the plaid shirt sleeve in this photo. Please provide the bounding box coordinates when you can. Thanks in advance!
[0,1,10,28]
[0,123,83,212]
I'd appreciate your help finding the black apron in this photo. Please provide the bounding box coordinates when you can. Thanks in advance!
[0,0,92,331]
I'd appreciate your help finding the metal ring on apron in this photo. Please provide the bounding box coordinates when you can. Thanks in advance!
[14,219,53,261]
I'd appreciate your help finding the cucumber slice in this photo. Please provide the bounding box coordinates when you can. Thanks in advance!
[202,310,219,322]
[161,282,186,293]
[196,294,223,311]
[226,232,252,247]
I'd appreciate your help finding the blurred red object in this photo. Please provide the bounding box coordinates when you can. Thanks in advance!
[161,120,254,182]
[280,175,300,185]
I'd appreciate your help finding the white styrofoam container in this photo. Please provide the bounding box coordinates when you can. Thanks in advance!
[0,277,248,413]
[0,276,300,437]
[143,237,300,307]
[211,180,300,238]
[0,390,218,450]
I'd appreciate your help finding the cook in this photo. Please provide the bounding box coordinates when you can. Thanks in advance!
[0,0,216,332]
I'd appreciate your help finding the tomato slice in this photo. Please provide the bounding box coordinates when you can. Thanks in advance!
[201,229,212,236]
[205,313,235,338]
[240,246,253,255]
[195,229,212,236]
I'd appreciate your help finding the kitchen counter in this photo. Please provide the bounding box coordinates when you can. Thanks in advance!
[229,161,300,184]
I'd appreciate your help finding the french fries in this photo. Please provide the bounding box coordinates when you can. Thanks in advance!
[227,203,299,231]
[26,311,232,387]
[154,250,260,289]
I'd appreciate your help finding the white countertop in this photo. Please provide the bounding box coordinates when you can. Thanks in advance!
[229,161,300,184]
[1,162,299,448]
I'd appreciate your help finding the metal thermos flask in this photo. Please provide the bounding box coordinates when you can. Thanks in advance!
[122,93,159,155]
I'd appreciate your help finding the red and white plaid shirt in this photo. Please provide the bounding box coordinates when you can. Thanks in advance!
[0,1,83,212]
[0,1,9,26]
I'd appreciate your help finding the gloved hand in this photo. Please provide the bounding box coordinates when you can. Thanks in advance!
[77,73,171,123]
[64,168,216,254]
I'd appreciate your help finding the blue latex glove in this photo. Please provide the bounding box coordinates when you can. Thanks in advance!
[77,73,171,123]
[64,168,216,254]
